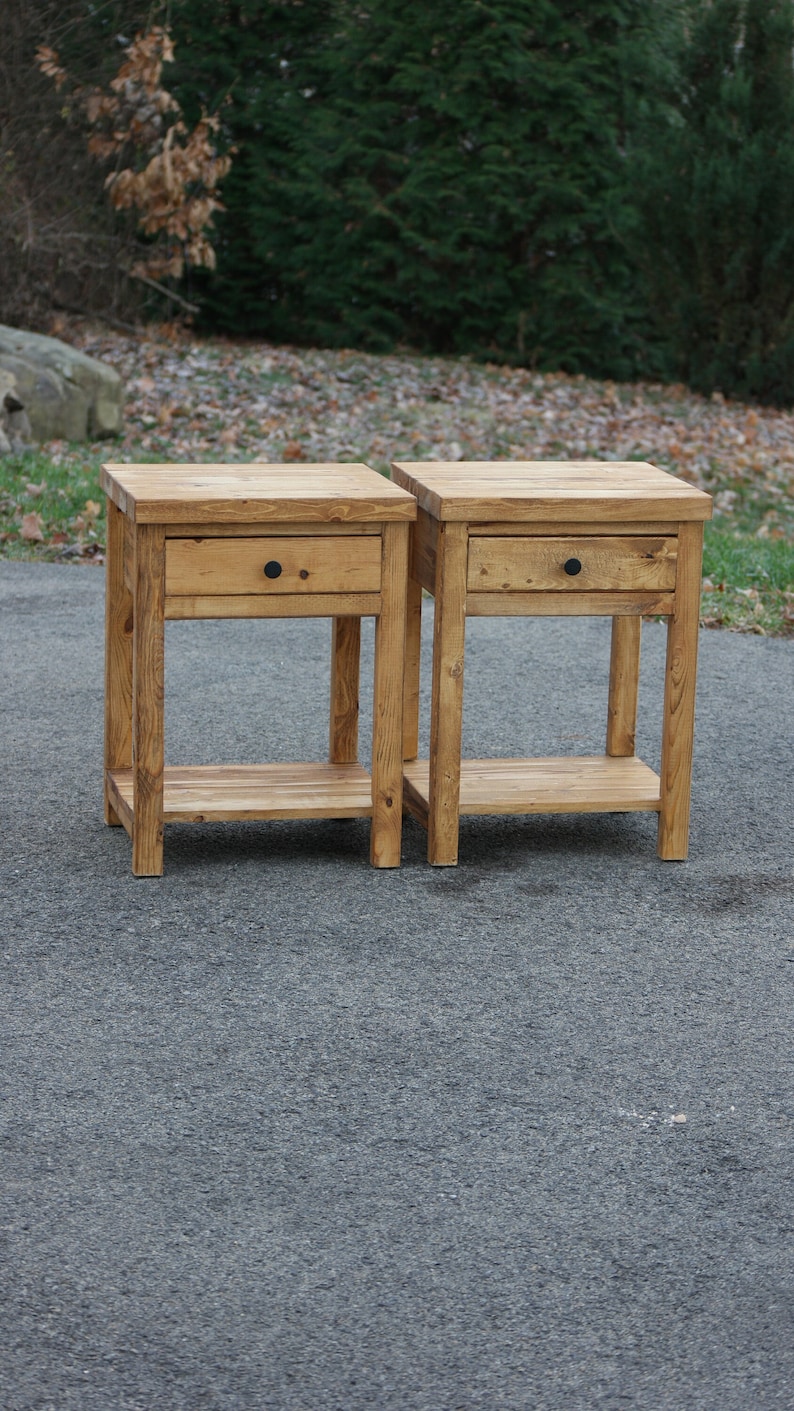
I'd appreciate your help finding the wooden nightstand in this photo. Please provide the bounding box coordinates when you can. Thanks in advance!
[391,460,712,866]
[102,462,415,875]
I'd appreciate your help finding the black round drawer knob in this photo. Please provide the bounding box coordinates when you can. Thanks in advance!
[263,560,283,579]
[564,557,582,576]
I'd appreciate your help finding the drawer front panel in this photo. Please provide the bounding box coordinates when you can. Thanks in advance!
[167,536,382,596]
[467,536,678,592]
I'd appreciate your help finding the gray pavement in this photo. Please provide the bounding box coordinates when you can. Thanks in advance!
[1,560,792,1411]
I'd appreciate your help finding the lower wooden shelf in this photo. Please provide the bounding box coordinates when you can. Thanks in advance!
[403,755,661,826]
[107,762,374,827]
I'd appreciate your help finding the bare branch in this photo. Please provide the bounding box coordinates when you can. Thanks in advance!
[127,269,199,314]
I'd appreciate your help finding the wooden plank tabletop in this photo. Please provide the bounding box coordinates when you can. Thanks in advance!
[390,461,712,522]
[101,462,416,524]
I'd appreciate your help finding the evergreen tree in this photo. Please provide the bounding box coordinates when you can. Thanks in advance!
[629,0,794,404]
[171,0,653,377]
[170,0,335,327]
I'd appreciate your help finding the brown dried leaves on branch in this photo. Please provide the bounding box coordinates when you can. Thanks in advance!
[108,117,231,280]
[35,28,231,284]
[34,45,68,92]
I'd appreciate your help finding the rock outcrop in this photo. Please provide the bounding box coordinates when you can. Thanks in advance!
[0,324,123,443]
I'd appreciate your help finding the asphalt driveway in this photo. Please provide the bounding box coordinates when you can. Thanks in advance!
[1,561,792,1411]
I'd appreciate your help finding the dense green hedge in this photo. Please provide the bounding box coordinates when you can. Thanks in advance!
[169,0,794,404]
[170,0,659,379]
[627,0,794,405]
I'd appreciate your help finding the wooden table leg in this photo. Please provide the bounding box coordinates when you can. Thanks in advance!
[104,499,132,824]
[658,521,703,860]
[132,523,165,876]
[606,615,641,757]
[370,521,409,867]
[329,616,360,764]
[427,521,468,866]
[403,573,423,763]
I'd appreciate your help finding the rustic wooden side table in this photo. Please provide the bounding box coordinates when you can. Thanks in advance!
[391,460,713,866]
[101,462,415,875]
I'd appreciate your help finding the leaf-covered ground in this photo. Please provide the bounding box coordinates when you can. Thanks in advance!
[2,321,793,633]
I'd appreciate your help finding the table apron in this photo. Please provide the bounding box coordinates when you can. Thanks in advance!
[164,592,383,619]
[465,590,675,617]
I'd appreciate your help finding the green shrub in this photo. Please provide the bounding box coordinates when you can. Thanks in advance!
[171,0,655,377]
[628,0,794,406]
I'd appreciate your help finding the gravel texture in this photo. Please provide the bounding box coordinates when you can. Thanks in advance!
[1,561,792,1411]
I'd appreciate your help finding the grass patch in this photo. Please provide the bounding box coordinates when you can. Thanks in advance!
[0,448,106,561]
[701,523,794,635]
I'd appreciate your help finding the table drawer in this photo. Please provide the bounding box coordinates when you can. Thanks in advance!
[467,535,678,592]
[166,536,382,595]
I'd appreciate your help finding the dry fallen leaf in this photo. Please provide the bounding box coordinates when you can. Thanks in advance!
[20,511,45,541]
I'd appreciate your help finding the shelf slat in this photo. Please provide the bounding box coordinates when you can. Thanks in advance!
[108,763,373,823]
[403,755,661,825]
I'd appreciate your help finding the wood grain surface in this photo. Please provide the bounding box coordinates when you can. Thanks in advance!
[658,520,704,859]
[404,755,662,822]
[102,462,417,524]
[109,763,374,821]
[131,523,165,876]
[467,535,678,592]
[103,497,133,825]
[370,521,409,867]
[329,616,361,765]
[606,616,642,757]
[166,535,382,596]
[391,460,713,522]
[427,520,468,865]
